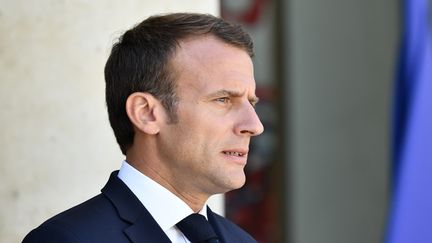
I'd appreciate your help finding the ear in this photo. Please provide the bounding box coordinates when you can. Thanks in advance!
[126,92,162,135]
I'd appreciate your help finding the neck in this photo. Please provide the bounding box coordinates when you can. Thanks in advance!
[126,147,209,213]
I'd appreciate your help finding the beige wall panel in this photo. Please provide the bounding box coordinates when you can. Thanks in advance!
[285,0,398,242]
[0,1,220,242]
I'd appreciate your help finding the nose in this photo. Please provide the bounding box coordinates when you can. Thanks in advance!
[234,102,264,137]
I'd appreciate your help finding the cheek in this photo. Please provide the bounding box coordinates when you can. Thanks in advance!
[181,112,219,136]
[178,105,234,146]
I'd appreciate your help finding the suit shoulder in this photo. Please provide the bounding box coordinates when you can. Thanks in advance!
[22,194,125,242]
[23,219,83,243]
[43,194,116,227]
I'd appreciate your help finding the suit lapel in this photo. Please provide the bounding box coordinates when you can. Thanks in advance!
[207,206,232,243]
[124,210,172,243]
[101,171,171,243]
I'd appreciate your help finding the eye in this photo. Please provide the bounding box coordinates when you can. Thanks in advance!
[215,97,230,103]
[250,98,259,108]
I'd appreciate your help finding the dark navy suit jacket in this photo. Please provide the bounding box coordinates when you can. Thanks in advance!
[22,171,257,243]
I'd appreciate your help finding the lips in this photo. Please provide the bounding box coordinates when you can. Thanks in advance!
[222,150,248,157]
[223,151,244,156]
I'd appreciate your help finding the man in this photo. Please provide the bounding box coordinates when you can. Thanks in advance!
[23,13,263,243]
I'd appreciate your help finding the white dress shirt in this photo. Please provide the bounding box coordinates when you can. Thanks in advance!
[117,161,208,243]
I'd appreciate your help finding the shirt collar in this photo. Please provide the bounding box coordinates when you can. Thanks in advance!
[117,161,208,231]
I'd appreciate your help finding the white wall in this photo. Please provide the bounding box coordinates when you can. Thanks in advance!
[0,1,219,242]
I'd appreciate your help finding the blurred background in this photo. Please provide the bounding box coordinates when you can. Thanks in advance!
[1,0,401,242]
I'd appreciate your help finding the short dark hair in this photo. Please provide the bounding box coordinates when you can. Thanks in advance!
[104,12,254,155]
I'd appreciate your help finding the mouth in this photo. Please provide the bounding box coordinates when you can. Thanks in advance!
[222,151,247,157]
[221,148,249,164]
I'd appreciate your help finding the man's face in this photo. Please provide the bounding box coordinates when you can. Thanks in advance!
[157,35,264,197]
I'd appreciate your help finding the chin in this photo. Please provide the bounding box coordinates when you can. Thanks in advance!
[226,175,246,191]
[212,180,245,195]
[211,171,246,193]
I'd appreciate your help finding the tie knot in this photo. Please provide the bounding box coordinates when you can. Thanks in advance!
[176,214,220,243]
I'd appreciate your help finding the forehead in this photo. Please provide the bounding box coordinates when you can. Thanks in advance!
[171,35,256,95]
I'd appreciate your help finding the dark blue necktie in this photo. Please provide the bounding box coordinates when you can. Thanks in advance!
[176,213,220,243]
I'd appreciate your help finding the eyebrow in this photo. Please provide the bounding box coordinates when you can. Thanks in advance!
[209,89,260,106]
